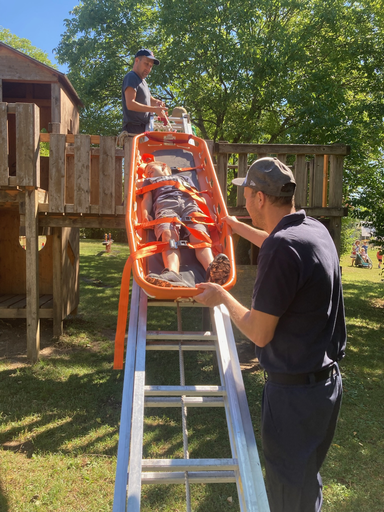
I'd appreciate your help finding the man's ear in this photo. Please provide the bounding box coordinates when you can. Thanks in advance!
[256,190,265,207]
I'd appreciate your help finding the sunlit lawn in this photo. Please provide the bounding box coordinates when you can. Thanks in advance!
[0,241,383,510]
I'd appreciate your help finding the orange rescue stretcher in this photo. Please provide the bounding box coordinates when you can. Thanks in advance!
[114,131,236,369]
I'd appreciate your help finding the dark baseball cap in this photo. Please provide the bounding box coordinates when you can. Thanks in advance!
[232,157,296,197]
[135,48,160,65]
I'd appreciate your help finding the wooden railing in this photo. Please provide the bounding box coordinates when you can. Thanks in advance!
[1,103,125,217]
[210,142,349,218]
[1,102,349,227]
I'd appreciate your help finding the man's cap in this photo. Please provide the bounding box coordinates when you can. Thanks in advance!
[135,48,160,65]
[232,157,296,197]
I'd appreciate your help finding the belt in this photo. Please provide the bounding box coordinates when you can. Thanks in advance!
[264,364,337,386]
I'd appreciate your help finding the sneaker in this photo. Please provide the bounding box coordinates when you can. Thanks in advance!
[206,253,231,285]
[146,268,193,288]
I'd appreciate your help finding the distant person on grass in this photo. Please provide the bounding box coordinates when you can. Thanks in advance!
[195,157,347,512]
[141,161,230,288]
[377,249,382,269]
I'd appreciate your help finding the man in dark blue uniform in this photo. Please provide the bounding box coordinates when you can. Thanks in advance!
[122,48,167,134]
[195,157,346,512]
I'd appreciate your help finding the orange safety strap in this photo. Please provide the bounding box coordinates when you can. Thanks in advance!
[173,164,204,172]
[113,238,211,369]
[135,215,213,244]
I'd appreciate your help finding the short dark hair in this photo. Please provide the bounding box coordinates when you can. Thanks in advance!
[251,187,295,207]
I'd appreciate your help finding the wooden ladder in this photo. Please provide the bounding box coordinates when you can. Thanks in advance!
[112,281,270,511]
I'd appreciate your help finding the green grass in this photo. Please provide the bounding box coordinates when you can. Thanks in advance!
[0,242,383,510]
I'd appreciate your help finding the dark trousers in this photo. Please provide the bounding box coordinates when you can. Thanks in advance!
[122,123,146,135]
[261,366,343,512]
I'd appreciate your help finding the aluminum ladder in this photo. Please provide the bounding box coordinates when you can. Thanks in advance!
[113,281,270,511]
[149,112,193,134]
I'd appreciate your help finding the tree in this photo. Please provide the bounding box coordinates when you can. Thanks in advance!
[56,1,384,146]
[0,27,56,68]
[55,0,384,237]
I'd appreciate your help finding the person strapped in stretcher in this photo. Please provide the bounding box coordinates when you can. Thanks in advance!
[140,161,230,287]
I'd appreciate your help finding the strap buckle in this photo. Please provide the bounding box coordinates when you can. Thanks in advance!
[169,239,189,249]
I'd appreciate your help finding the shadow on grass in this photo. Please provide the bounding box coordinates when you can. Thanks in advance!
[0,349,124,458]
[0,480,9,512]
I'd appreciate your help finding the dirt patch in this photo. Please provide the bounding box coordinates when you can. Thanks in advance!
[370,298,384,309]
[0,318,57,368]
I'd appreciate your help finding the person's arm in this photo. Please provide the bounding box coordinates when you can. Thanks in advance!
[125,87,167,116]
[194,282,279,347]
[141,191,153,222]
[223,215,269,248]
[150,96,166,108]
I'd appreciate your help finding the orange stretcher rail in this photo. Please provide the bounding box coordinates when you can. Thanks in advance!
[114,131,236,369]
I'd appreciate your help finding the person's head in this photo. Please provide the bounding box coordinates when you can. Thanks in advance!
[132,49,160,79]
[145,161,172,178]
[172,106,188,118]
[232,157,296,228]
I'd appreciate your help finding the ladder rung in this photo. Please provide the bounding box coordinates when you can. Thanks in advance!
[142,458,238,472]
[146,331,217,341]
[145,396,224,407]
[144,385,226,397]
[141,471,236,484]
[146,341,216,351]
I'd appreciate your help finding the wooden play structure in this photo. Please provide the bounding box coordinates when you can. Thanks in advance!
[0,42,83,361]
[0,42,349,363]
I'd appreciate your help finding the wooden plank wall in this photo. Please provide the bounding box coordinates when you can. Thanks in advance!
[1,101,347,221]
[214,143,349,212]
[42,134,124,215]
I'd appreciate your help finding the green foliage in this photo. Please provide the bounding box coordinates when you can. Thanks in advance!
[54,1,384,236]
[0,27,56,68]
[348,162,384,251]
[340,217,360,257]
[0,244,383,510]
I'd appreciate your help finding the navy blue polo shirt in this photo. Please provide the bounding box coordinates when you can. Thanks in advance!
[252,210,346,374]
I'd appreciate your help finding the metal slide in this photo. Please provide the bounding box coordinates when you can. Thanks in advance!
[112,281,270,511]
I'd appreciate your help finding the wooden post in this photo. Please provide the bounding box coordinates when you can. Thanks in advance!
[74,134,91,213]
[205,140,215,158]
[310,155,324,207]
[49,133,66,212]
[51,83,61,133]
[115,157,123,208]
[293,155,308,209]
[322,155,329,207]
[52,227,63,337]
[217,152,228,200]
[0,102,8,186]
[99,136,116,214]
[15,103,40,187]
[328,155,344,256]
[25,189,40,362]
[236,153,248,207]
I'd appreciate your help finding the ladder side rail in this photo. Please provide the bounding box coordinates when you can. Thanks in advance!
[181,114,193,134]
[213,306,261,512]
[219,304,271,511]
[126,289,148,511]
[211,309,247,511]
[209,307,247,510]
[113,282,141,512]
